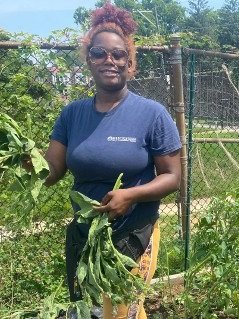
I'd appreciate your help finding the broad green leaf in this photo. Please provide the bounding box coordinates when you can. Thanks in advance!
[9,175,26,192]
[77,261,88,284]
[30,148,49,174]
[7,131,23,148]
[70,191,100,219]
[116,251,139,268]
[30,176,44,202]
[23,137,35,152]
[87,247,103,292]
[101,255,121,284]
[76,300,91,319]
[89,215,109,246]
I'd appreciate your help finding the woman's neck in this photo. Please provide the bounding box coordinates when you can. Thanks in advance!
[95,86,128,112]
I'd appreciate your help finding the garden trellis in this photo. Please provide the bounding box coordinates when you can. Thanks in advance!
[0,35,239,316]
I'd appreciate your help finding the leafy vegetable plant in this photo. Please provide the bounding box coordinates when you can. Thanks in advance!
[69,173,147,316]
[0,112,49,209]
[183,188,239,318]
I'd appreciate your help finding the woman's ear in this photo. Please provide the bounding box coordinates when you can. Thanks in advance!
[128,59,133,70]
[127,59,136,80]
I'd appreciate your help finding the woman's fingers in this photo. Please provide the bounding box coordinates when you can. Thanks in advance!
[93,201,117,221]
[21,156,33,171]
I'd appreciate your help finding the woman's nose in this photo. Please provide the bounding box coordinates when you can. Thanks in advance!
[104,53,115,64]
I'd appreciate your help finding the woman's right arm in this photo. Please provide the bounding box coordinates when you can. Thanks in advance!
[44,140,67,187]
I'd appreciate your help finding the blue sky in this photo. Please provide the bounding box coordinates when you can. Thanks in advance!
[0,0,225,37]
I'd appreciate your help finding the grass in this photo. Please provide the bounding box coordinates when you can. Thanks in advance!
[193,131,239,138]
[190,141,239,198]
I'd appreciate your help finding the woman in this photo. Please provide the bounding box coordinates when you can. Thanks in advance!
[46,3,181,319]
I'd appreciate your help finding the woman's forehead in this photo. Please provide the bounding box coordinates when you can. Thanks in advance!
[92,31,126,49]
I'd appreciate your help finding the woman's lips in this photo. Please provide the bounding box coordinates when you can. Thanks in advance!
[100,69,119,77]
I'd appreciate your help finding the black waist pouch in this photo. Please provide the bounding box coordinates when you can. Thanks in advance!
[65,219,89,302]
[112,223,153,263]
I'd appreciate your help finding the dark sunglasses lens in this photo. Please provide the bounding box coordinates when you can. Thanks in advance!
[90,47,106,61]
[89,47,128,66]
[112,50,127,61]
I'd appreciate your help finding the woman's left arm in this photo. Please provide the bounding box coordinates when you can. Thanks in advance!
[94,150,181,220]
[136,149,181,201]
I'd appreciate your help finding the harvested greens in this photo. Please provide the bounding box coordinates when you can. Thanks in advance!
[69,174,147,316]
[0,112,49,208]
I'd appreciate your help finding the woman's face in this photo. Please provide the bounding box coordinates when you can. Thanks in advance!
[87,31,133,92]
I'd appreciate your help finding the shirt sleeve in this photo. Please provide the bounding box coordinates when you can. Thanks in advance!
[148,108,182,156]
[50,107,68,146]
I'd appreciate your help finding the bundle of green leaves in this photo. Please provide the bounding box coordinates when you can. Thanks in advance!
[0,112,49,208]
[69,174,147,317]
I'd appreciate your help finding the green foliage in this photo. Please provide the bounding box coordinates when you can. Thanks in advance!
[70,174,147,312]
[0,224,67,313]
[218,0,239,48]
[180,31,219,50]
[73,6,91,31]
[191,142,239,199]
[0,113,49,208]
[74,0,186,37]
[183,188,239,318]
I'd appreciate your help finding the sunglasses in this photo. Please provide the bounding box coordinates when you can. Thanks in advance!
[89,47,128,67]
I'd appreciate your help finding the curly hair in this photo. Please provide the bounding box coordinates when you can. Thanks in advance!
[81,2,138,77]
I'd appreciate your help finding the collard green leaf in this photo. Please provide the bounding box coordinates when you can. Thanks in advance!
[100,254,121,284]
[1,112,49,206]
[77,215,90,224]
[77,261,88,285]
[87,246,103,293]
[30,148,49,175]
[76,300,91,319]
[88,215,109,246]
[116,251,139,269]
[70,191,100,219]
[9,174,26,192]
[30,173,44,202]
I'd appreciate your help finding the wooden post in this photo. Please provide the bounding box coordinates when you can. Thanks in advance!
[169,34,188,239]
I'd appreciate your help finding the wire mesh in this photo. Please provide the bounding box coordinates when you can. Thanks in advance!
[183,51,239,233]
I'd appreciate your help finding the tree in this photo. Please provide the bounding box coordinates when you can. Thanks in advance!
[141,0,186,35]
[218,0,239,49]
[183,0,218,36]
[73,6,91,32]
[73,0,186,37]
[180,0,219,49]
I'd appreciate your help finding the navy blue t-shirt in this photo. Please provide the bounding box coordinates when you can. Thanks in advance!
[51,91,181,234]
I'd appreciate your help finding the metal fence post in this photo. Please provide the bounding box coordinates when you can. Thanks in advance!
[169,34,188,239]
[185,54,196,271]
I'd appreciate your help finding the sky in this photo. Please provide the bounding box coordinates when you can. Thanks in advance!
[0,0,225,38]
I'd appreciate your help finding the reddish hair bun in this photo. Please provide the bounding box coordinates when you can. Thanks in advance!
[90,2,137,36]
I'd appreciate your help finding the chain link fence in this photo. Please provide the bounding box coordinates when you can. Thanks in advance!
[0,40,238,314]
[183,49,239,233]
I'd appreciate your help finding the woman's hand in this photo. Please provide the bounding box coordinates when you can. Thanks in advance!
[44,140,67,186]
[94,189,134,221]
[21,155,34,172]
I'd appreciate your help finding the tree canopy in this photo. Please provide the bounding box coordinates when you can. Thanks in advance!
[73,0,239,51]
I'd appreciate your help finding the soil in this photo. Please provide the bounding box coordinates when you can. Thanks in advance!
[144,283,237,319]
[145,283,184,318]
